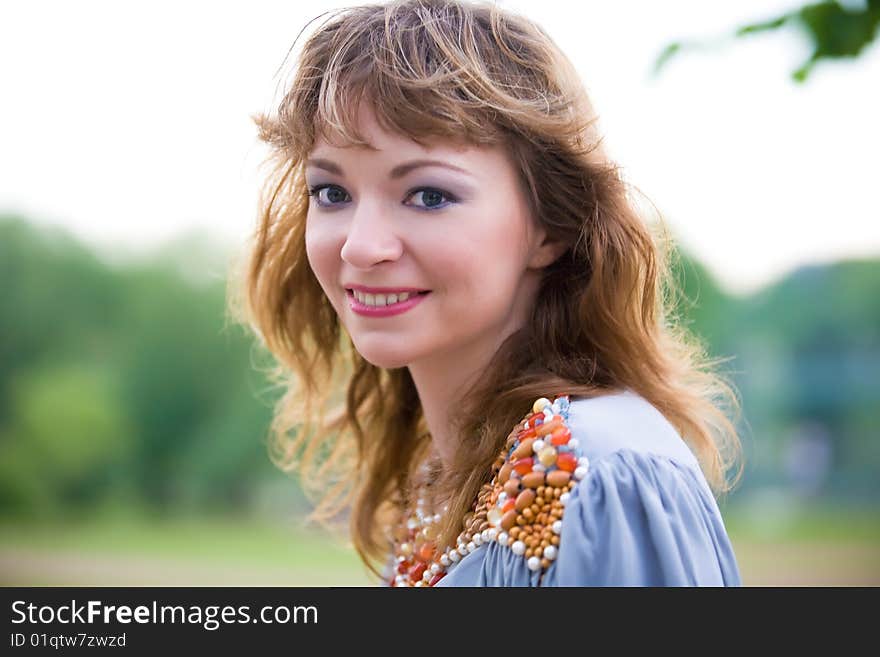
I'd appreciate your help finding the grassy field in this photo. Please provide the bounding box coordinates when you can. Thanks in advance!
[1,505,877,586]
[0,511,374,586]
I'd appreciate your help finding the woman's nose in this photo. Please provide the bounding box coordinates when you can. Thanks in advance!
[339,199,404,268]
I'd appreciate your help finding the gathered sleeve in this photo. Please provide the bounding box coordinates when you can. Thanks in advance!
[550,449,742,586]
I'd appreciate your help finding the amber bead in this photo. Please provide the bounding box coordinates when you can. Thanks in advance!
[503,479,520,498]
[512,438,535,460]
[538,446,558,468]
[536,416,563,437]
[515,489,536,511]
[501,510,518,530]
[546,469,571,487]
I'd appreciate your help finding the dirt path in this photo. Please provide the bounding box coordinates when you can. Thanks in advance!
[2,541,878,586]
[0,548,374,586]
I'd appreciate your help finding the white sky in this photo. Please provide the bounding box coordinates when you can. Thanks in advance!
[1,0,878,295]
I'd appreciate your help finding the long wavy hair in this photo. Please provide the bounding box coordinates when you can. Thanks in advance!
[229,0,744,579]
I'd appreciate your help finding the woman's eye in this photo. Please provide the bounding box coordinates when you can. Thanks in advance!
[404,188,456,210]
[308,184,351,207]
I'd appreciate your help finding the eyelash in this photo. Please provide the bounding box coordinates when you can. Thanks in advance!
[307,184,458,210]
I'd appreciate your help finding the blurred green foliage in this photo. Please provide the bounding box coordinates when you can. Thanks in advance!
[0,215,279,520]
[1,213,878,523]
[655,0,880,82]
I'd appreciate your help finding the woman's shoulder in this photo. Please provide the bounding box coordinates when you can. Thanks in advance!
[434,391,741,586]
[566,387,700,472]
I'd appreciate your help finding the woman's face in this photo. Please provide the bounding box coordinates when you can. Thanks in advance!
[304,106,560,370]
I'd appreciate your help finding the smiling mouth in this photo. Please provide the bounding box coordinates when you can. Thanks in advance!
[346,289,431,307]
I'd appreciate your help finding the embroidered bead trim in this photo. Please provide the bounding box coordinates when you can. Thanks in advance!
[389,394,591,587]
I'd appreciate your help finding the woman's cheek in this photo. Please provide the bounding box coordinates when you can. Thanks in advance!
[305,217,333,267]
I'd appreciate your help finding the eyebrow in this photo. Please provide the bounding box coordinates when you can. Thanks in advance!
[305,158,474,179]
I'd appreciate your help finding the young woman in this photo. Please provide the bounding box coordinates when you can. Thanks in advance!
[234,0,744,586]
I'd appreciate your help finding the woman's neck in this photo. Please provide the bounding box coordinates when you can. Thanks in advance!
[407,326,522,470]
[406,272,543,470]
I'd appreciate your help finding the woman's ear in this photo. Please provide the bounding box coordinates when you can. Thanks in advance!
[527,227,569,269]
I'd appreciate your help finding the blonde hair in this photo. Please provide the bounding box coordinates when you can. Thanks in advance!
[230,0,744,579]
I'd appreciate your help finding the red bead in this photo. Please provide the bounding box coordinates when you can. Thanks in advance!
[557,452,577,472]
[526,412,545,428]
[519,426,537,440]
[512,457,534,475]
[550,427,571,445]
[397,560,410,574]
[409,562,427,582]
[429,572,446,586]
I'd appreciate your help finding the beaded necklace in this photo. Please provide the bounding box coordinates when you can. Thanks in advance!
[389,394,590,587]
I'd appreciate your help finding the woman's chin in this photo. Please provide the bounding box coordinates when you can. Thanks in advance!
[351,340,417,370]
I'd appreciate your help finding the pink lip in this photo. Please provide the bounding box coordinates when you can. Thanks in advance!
[346,289,430,317]
[344,283,430,294]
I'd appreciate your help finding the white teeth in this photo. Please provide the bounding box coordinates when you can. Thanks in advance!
[352,290,416,306]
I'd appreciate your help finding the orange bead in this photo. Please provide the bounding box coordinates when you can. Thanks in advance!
[501,498,516,514]
[418,542,436,562]
[549,427,571,445]
[557,452,577,472]
[536,416,563,437]
[512,457,534,475]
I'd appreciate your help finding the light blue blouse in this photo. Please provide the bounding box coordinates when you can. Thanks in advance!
[433,389,742,587]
